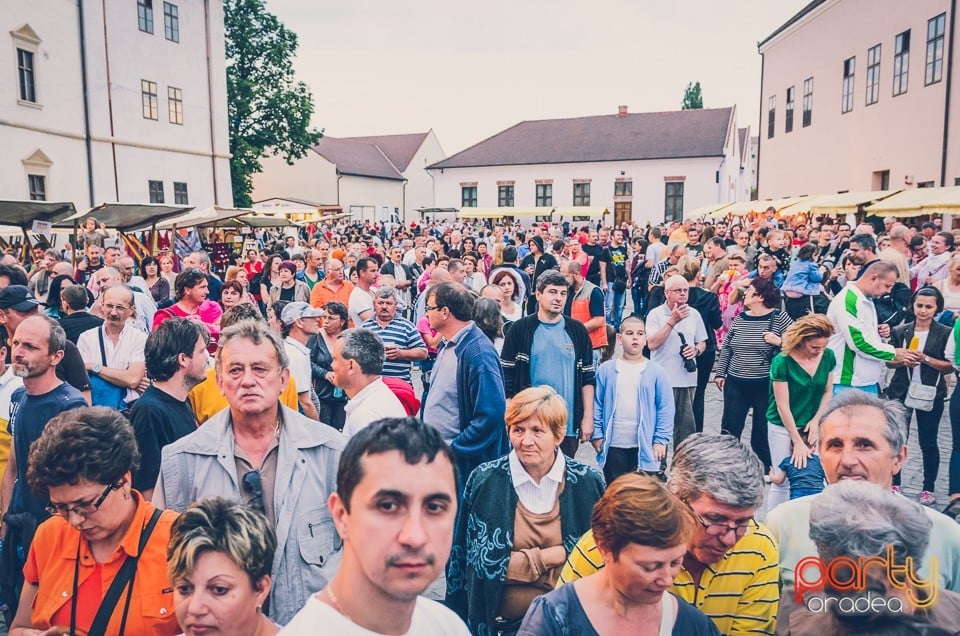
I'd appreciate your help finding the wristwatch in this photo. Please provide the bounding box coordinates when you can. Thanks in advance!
[923,355,930,364]
[92,363,102,375]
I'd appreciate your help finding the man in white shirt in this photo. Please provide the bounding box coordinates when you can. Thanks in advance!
[645,275,706,448]
[77,285,147,407]
[281,302,322,421]
[348,257,379,326]
[333,328,405,437]
[280,418,468,635]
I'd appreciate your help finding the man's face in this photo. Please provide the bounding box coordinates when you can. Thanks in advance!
[216,339,288,417]
[102,287,134,327]
[479,286,503,307]
[184,335,210,386]
[587,231,598,245]
[687,494,758,565]
[736,232,750,246]
[837,224,852,238]
[187,279,210,304]
[326,260,344,283]
[562,269,580,288]
[296,314,321,335]
[930,234,949,255]
[86,245,102,263]
[182,253,200,270]
[796,226,808,240]
[104,248,120,266]
[819,406,906,489]
[360,261,379,285]
[11,317,59,379]
[318,243,330,260]
[686,230,700,245]
[329,451,457,604]
[716,223,727,237]
[286,237,295,247]
[669,247,687,264]
[757,260,776,278]
[864,272,896,298]
[374,295,397,322]
[664,282,689,309]
[599,229,610,244]
[612,230,624,246]
[390,248,403,263]
[118,258,135,282]
[618,320,647,357]
[847,241,869,265]
[536,284,568,318]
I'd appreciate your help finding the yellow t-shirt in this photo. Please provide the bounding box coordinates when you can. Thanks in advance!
[189,367,300,424]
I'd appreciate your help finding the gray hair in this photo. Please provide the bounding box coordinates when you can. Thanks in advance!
[190,251,212,268]
[818,391,905,458]
[668,433,764,509]
[337,328,384,376]
[810,480,931,565]
[216,319,288,372]
[373,286,396,301]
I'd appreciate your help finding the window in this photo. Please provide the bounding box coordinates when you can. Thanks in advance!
[664,182,684,222]
[767,95,775,138]
[573,182,591,206]
[149,180,164,203]
[163,2,179,42]
[842,57,855,113]
[16,49,36,103]
[866,44,881,105]
[927,13,946,85]
[785,86,795,133]
[497,185,514,207]
[872,170,890,191]
[614,181,632,196]
[461,186,477,208]
[141,80,158,120]
[803,77,813,127]
[174,182,188,204]
[138,0,154,33]
[894,30,910,96]
[535,184,552,207]
[28,175,46,201]
[918,180,935,188]
[168,87,183,124]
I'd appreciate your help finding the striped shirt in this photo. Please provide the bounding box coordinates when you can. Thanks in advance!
[715,310,793,380]
[361,316,426,383]
[648,258,673,288]
[558,526,780,635]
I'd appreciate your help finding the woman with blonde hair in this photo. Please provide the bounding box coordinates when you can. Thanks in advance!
[931,255,960,320]
[766,314,836,511]
[519,474,718,635]
[447,386,605,636]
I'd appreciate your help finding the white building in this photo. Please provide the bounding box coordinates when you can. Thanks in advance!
[251,131,446,223]
[427,106,748,226]
[1,0,232,209]
[757,0,959,199]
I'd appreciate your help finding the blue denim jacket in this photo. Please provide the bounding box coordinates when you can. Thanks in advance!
[781,260,824,295]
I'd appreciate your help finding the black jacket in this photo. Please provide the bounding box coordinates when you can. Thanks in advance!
[887,321,951,401]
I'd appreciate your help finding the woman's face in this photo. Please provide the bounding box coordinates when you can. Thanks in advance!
[799,335,830,358]
[508,415,559,474]
[174,550,270,636]
[47,476,131,546]
[914,294,939,322]
[497,275,515,299]
[270,259,280,273]
[279,268,292,283]
[950,262,960,283]
[221,286,241,308]
[602,541,688,606]
[145,261,158,277]
[878,237,891,251]
[730,259,746,275]
[742,286,761,310]
[160,257,174,273]
[843,259,860,279]
[323,312,344,336]
[235,270,249,286]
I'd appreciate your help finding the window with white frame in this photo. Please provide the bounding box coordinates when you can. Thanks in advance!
[926,13,946,85]
[535,184,552,207]
[28,175,46,201]
[767,95,775,138]
[664,182,683,222]
[149,180,164,203]
[142,80,158,120]
[174,182,188,204]
[163,2,179,42]
[866,44,880,105]
[461,186,477,207]
[138,0,154,33]
[893,30,910,96]
[842,57,855,113]
[498,185,514,207]
[168,87,183,124]
[785,86,795,132]
[573,182,590,206]
[802,77,813,126]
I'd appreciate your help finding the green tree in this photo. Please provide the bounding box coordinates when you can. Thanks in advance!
[681,81,703,110]
[224,0,322,207]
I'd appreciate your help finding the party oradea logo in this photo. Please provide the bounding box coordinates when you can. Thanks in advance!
[795,546,939,614]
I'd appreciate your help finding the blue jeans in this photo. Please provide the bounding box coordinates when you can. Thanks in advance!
[606,282,626,329]
[949,386,960,495]
[832,383,880,396]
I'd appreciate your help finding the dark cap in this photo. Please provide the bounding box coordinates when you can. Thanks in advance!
[0,285,39,312]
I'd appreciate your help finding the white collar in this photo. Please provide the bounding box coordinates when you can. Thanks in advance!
[509,448,565,488]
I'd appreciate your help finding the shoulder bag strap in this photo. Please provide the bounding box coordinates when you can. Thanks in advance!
[97,327,107,367]
[86,507,163,636]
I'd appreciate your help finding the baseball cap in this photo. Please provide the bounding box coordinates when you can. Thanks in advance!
[0,285,39,312]
[281,302,323,326]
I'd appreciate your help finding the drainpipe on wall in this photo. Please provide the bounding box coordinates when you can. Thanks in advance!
[402,179,407,222]
[940,0,956,188]
[756,51,765,199]
[100,0,119,200]
[77,0,95,207]
[203,0,219,204]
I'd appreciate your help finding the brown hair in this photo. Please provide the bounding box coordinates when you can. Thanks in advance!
[504,386,567,443]
[781,314,835,356]
[592,473,696,559]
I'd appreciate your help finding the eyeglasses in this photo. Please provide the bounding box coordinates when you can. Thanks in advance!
[46,482,118,518]
[102,303,131,312]
[691,511,758,538]
[242,470,265,513]
[424,305,445,312]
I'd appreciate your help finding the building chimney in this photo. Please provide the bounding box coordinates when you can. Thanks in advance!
[617,105,628,117]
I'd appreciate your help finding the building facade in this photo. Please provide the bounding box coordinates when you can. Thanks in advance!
[2,0,232,209]
[251,131,446,223]
[758,0,958,199]
[427,106,748,226]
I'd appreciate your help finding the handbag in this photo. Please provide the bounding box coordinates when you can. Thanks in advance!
[89,329,127,411]
[905,382,938,412]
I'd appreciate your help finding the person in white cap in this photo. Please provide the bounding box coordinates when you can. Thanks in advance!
[281,302,322,421]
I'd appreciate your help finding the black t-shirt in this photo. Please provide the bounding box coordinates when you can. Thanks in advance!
[59,311,104,344]
[609,245,629,282]
[128,385,198,492]
[582,243,611,287]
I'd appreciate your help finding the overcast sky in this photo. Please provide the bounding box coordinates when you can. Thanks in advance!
[264,0,810,156]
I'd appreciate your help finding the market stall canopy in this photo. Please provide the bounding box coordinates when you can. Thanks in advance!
[790,191,903,216]
[59,203,194,232]
[147,206,254,230]
[503,207,555,217]
[555,207,606,218]
[0,200,78,228]
[867,186,960,217]
[226,214,295,228]
[684,202,732,220]
[723,197,807,217]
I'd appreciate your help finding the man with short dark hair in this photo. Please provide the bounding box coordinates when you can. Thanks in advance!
[422,283,507,480]
[348,257,379,326]
[281,417,468,635]
[501,270,595,458]
[129,318,208,500]
[333,328,405,437]
[58,285,103,343]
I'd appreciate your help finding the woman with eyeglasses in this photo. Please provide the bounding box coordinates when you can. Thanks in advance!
[9,406,179,635]
[308,301,349,431]
[167,498,279,636]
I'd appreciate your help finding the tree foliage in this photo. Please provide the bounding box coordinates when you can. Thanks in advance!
[681,81,703,110]
[224,0,322,207]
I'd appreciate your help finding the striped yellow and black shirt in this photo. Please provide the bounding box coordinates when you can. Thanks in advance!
[557,524,780,635]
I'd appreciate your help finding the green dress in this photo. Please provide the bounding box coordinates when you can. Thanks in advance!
[766,348,836,429]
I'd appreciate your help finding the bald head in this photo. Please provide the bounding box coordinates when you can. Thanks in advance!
[428,268,452,286]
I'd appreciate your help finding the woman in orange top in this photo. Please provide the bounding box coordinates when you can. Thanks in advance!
[9,407,179,636]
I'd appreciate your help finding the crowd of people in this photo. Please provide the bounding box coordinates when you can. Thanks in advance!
[0,211,958,633]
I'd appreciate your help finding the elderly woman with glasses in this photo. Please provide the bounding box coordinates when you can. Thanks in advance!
[9,407,179,635]
[167,498,279,636]
[446,386,605,636]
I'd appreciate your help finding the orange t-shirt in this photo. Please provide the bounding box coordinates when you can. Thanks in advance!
[309,279,354,309]
[24,492,179,635]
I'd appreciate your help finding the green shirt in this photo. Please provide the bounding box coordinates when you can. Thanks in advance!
[766,348,836,429]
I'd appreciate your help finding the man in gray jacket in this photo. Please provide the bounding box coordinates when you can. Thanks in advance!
[153,319,347,624]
